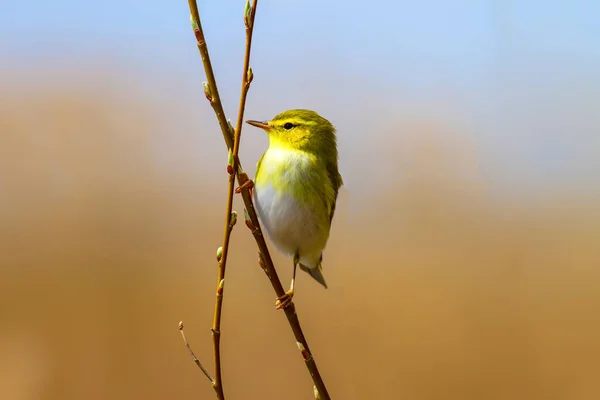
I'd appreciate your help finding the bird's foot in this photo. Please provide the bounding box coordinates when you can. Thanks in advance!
[275,289,294,310]
[235,174,254,196]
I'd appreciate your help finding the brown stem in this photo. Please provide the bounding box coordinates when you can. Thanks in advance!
[186,1,331,399]
[231,1,257,171]
[188,0,234,150]
[211,212,235,399]
[178,321,214,384]
[209,0,261,396]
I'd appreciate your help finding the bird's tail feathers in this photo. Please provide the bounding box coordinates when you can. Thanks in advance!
[299,262,328,289]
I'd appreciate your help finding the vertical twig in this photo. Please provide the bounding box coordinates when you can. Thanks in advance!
[184,2,332,399]
[188,0,234,150]
[210,0,260,397]
[211,205,237,399]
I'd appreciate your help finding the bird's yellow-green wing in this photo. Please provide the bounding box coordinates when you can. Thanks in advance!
[326,162,343,224]
[255,153,265,179]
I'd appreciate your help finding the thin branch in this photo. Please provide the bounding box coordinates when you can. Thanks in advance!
[188,0,234,150]
[209,0,261,397]
[211,210,236,399]
[185,1,331,399]
[179,321,214,384]
[187,1,239,398]
[231,1,256,169]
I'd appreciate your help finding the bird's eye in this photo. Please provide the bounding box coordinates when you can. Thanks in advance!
[283,122,294,130]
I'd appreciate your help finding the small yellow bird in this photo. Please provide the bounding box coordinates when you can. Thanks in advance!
[246,109,343,309]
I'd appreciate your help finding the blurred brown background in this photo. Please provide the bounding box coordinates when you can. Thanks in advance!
[2,65,599,400]
[2,2,600,398]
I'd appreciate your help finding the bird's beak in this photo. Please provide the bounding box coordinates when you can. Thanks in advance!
[245,120,270,130]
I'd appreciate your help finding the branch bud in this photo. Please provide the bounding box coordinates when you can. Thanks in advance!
[244,208,255,231]
[314,386,321,400]
[244,0,252,28]
[227,119,234,135]
[202,81,213,102]
[216,246,223,262]
[297,342,310,360]
[190,15,199,31]
[217,279,225,295]
[230,211,238,227]
[257,251,266,270]
[179,321,184,330]
[227,149,234,174]
[247,66,254,84]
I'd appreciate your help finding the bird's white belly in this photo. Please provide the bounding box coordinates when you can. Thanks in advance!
[254,184,326,268]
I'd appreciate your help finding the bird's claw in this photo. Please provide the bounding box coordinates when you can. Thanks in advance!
[275,289,294,310]
[236,175,254,195]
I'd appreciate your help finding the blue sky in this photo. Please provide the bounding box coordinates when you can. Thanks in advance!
[3,0,600,200]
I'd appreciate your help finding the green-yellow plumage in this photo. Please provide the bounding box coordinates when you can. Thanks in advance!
[246,110,342,304]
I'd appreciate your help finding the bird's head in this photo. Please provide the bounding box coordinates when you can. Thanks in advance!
[246,109,337,154]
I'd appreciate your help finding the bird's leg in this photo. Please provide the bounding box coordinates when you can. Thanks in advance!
[235,172,254,196]
[276,252,299,310]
